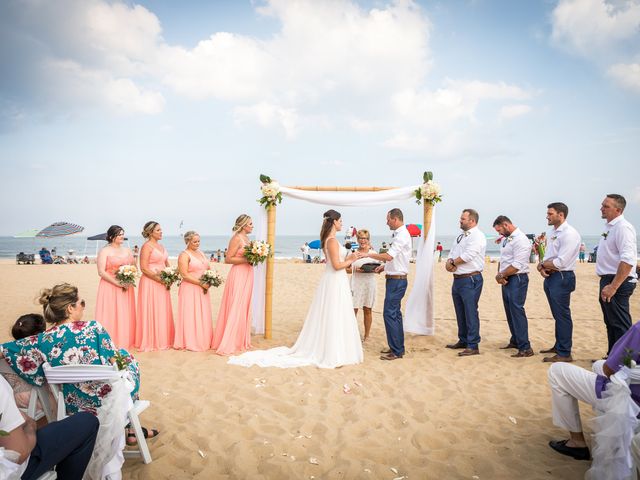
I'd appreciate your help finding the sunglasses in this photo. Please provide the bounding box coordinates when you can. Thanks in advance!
[75,299,86,308]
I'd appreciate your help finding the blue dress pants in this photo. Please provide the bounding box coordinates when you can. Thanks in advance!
[501,273,530,351]
[383,278,408,356]
[543,271,576,357]
[452,274,483,349]
[599,275,636,354]
[22,412,99,480]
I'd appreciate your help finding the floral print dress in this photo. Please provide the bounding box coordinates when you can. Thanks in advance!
[0,320,140,415]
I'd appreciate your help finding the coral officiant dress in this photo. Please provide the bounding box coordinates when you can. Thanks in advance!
[212,241,254,355]
[135,245,175,351]
[174,251,213,351]
[95,254,136,350]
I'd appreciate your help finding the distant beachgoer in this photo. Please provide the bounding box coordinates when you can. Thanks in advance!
[301,242,310,262]
[136,221,174,352]
[212,215,254,355]
[216,249,222,263]
[133,245,140,264]
[82,256,90,264]
[436,242,443,262]
[175,231,213,351]
[536,232,547,261]
[578,242,586,263]
[51,247,57,257]
[38,247,52,264]
[95,225,136,350]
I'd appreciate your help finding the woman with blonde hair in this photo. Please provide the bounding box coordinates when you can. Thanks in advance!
[95,225,136,349]
[174,231,214,351]
[135,221,175,351]
[212,214,254,355]
[347,229,379,341]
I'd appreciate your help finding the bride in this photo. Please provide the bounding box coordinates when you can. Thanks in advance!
[228,209,364,369]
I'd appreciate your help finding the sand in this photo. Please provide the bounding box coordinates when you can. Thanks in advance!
[0,259,638,479]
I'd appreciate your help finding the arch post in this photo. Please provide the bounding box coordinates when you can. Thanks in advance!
[264,204,276,339]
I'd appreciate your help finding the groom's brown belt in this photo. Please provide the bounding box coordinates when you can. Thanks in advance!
[385,274,407,280]
[453,271,481,279]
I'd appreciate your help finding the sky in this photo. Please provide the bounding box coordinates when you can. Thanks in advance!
[0,0,639,237]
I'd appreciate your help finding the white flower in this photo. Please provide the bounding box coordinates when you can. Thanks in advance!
[420,180,441,200]
[261,181,280,198]
[62,347,83,364]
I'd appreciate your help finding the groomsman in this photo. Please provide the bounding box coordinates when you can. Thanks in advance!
[366,208,412,361]
[445,209,486,356]
[493,216,533,357]
[596,194,638,355]
[538,202,581,363]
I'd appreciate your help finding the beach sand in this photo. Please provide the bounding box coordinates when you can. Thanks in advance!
[0,259,638,479]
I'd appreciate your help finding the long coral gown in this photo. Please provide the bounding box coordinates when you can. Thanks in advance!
[135,245,175,351]
[174,251,213,351]
[212,240,254,355]
[95,253,137,350]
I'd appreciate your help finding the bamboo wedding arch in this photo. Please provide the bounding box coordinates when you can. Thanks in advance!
[260,183,435,339]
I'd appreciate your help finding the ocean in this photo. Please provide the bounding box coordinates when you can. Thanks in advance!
[1,234,628,261]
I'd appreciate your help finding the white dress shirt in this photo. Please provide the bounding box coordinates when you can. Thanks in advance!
[499,227,530,274]
[0,376,29,477]
[545,221,581,271]
[596,214,638,280]
[385,224,411,275]
[448,226,487,274]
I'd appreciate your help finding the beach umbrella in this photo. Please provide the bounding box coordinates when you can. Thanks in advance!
[13,229,39,238]
[308,240,321,249]
[406,224,422,237]
[37,222,84,238]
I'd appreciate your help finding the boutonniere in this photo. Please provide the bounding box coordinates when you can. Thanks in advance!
[551,235,558,241]
[623,348,637,368]
[601,231,609,240]
[464,231,471,237]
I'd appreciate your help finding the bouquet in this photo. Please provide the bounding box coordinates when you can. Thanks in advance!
[414,171,443,206]
[115,265,138,290]
[159,266,180,290]
[113,350,132,371]
[244,240,271,266]
[200,269,223,293]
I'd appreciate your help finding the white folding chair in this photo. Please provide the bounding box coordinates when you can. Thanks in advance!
[42,362,152,464]
[0,359,55,423]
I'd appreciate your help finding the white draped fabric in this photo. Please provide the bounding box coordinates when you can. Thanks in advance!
[585,366,640,480]
[251,184,436,337]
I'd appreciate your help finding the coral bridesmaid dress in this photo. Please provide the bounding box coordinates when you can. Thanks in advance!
[95,254,136,350]
[174,251,213,351]
[135,246,175,351]
[212,240,254,355]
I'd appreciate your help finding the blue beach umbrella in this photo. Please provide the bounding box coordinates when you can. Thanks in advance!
[36,222,84,238]
[308,240,321,249]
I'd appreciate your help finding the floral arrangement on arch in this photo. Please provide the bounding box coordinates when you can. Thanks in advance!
[414,171,443,206]
[258,174,282,209]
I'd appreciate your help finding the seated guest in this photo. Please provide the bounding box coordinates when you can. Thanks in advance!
[0,284,158,445]
[547,320,640,460]
[38,248,52,265]
[0,375,99,480]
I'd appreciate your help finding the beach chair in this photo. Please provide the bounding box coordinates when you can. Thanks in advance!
[42,362,153,465]
[0,359,55,423]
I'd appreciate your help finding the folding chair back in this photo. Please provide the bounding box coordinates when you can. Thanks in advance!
[42,362,152,464]
[0,358,55,423]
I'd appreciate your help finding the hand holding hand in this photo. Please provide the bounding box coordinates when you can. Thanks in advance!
[374,265,385,274]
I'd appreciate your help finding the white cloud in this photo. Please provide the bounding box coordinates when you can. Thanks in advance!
[551,0,640,56]
[607,62,640,92]
[500,104,532,119]
[233,102,299,139]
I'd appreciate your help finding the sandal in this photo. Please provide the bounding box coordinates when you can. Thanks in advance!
[141,427,160,439]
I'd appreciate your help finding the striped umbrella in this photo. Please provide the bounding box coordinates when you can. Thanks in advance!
[36,222,84,238]
[13,229,40,238]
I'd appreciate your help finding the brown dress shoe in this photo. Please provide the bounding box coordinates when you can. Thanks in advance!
[511,349,534,358]
[543,354,573,363]
[458,348,479,357]
[380,348,392,354]
[500,342,518,349]
[540,346,557,354]
[446,341,467,349]
[380,352,403,361]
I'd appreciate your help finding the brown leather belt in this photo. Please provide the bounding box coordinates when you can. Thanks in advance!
[453,271,481,279]
[385,274,407,280]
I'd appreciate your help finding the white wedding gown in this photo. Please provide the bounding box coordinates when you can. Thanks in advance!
[228,244,364,369]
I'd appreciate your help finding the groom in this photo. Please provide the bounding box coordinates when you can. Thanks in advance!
[366,208,412,360]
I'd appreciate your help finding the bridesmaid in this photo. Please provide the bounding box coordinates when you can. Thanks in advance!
[174,231,213,351]
[135,221,175,351]
[95,225,136,349]
[212,214,254,355]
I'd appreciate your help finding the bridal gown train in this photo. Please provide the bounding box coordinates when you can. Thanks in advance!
[228,244,363,369]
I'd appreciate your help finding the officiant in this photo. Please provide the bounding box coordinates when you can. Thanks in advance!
[347,229,380,342]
